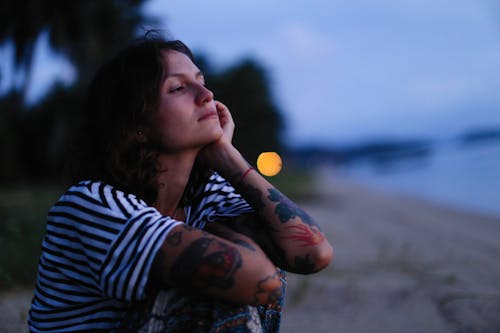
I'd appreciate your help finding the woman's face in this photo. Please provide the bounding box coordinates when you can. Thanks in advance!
[145,50,222,153]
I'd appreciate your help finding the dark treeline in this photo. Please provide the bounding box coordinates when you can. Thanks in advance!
[0,0,284,185]
[287,139,434,167]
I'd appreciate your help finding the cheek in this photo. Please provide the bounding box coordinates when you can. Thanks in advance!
[146,113,176,144]
[150,102,184,132]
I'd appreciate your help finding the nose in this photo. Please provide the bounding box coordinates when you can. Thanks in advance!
[195,84,214,105]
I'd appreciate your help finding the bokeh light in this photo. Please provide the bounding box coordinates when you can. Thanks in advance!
[256,152,282,176]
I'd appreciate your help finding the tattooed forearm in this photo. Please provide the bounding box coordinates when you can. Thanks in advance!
[235,180,318,230]
[281,224,325,247]
[234,180,266,211]
[170,237,242,290]
[267,188,318,228]
[253,269,283,304]
[205,222,257,252]
[232,239,257,251]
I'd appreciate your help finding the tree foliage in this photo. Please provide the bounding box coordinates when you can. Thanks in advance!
[0,0,153,92]
[0,1,284,183]
[0,0,154,183]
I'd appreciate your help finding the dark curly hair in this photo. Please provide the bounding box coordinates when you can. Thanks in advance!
[70,34,198,204]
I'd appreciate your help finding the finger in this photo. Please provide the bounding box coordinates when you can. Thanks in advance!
[215,101,234,128]
[215,101,231,117]
[215,100,228,112]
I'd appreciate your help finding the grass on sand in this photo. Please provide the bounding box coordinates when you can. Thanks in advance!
[0,184,64,291]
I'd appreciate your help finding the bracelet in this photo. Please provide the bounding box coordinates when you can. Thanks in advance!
[229,166,254,184]
[240,166,254,182]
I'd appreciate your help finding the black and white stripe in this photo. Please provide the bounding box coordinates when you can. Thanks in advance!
[187,173,254,228]
[28,173,253,332]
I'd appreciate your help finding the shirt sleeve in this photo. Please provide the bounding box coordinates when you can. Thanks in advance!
[187,173,254,228]
[98,207,182,301]
[51,181,183,302]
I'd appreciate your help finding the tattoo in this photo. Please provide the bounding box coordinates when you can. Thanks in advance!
[267,188,317,228]
[270,243,288,268]
[205,222,257,252]
[232,239,257,251]
[281,224,325,247]
[166,231,182,246]
[253,270,283,304]
[238,182,266,211]
[293,254,315,273]
[254,232,287,269]
[233,217,287,267]
[170,237,242,290]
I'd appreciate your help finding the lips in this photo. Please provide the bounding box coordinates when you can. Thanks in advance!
[198,110,218,121]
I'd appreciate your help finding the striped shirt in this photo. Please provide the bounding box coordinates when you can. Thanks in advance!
[28,173,253,332]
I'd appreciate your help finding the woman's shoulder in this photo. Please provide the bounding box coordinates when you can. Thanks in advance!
[59,180,149,212]
[66,180,140,197]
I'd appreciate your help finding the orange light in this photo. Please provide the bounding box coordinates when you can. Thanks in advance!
[257,152,282,176]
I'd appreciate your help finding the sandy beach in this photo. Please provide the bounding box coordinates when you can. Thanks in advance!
[2,171,499,332]
[281,170,500,333]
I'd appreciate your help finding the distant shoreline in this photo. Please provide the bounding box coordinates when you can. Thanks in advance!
[326,168,500,220]
[312,139,500,220]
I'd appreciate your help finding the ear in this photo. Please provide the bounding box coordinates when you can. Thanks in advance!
[135,128,148,143]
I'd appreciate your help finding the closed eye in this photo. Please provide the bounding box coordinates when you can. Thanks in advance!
[169,86,185,93]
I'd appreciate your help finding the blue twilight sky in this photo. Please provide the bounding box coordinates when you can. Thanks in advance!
[2,0,500,146]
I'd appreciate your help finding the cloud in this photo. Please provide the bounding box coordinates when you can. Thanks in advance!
[275,23,336,61]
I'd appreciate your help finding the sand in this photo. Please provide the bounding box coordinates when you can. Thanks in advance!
[281,169,500,333]
[2,170,499,332]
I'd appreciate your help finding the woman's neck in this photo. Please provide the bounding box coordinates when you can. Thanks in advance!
[154,151,197,217]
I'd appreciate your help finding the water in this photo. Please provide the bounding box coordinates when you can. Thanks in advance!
[337,141,500,218]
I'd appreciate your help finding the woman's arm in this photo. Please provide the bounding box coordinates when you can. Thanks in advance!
[150,223,283,305]
[201,102,333,274]
[215,153,332,274]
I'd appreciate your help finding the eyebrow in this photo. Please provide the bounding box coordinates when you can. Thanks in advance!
[163,71,205,82]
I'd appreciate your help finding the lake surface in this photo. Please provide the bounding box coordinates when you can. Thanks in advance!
[336,140,500,218]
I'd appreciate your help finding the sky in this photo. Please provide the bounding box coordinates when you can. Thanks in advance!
[141,0,500,146]
[2,0,500,147]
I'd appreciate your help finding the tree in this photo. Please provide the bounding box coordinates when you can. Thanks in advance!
[0,0,154,183]
[0,0,154,98]
[0,1,284,181]
[200,57,285,165]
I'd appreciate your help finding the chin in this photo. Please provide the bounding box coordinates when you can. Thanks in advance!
[195,131,221,147]
[211,127,224,140]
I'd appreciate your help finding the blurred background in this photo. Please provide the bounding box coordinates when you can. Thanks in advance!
[0,0,499,319]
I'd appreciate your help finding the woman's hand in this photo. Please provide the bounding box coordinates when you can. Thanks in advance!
[199,104,333,275]
[214,101,235,145]
[198,101,243,174]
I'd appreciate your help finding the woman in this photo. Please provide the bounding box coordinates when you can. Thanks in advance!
[28,34,333,332]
